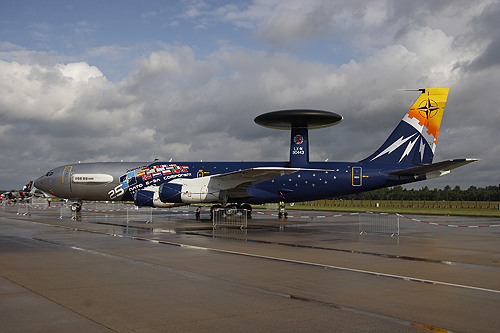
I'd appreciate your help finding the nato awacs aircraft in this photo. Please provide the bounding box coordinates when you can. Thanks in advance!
[34,88,477,214]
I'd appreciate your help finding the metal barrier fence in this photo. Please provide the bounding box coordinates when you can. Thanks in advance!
[14,201,49,216]
[358,212,400,237]
[17,203,30,216]
[59,204,77,220]
[84,201,123,211]
[126,206,153,223]
[213,208,248,229]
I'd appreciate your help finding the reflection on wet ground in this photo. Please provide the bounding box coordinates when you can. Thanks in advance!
[5,202,500,268]
[2,202,500,332]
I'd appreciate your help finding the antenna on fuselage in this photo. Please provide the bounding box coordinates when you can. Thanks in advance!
[254,109,343,167]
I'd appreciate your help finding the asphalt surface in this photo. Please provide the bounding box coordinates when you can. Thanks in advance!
[1,203,499,332]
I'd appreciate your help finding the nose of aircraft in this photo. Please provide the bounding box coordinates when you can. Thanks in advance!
[33,176,44,190]
[34,170,54,192]
[34,176,47,192]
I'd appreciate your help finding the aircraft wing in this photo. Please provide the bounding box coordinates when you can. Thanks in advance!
[212,167,299,188]
[389,158,479,179]
[207,167,300,197]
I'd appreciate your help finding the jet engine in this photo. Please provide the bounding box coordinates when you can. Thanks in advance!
[159,178,220,204]
[133,187,184,208]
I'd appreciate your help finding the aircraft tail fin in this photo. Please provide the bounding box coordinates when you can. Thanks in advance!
[24,181,34,193]
[360,88,449,165]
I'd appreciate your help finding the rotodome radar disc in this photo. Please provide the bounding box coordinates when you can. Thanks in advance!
[254,109,343,130]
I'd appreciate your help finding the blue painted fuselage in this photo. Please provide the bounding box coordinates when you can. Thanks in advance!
[34,160,412,204]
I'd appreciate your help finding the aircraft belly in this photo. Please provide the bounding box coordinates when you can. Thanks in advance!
[245,187,280,201]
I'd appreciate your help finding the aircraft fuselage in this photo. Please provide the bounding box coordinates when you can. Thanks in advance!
[34,161,410,204]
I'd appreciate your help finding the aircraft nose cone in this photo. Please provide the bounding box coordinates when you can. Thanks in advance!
[34,175,48,191]
[34,177,42,189]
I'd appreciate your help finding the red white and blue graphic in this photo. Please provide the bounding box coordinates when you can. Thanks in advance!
[293,134,304,144]
[119,164,190,190]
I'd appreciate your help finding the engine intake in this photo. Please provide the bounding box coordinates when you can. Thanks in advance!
[134,189,154,206]
[159,183,183,203]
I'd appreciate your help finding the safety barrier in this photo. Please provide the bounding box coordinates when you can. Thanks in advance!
[358,212,400,237]
[5,201,500,229]
[126,206,153,223]
[59,204,77,220]
[17,203,30,216]
[213,208,248,229]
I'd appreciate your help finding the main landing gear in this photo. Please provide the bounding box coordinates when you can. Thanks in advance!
[210,203,252,220]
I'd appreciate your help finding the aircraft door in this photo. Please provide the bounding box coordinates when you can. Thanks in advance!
[62,166,72,186]
[352,166,362,186]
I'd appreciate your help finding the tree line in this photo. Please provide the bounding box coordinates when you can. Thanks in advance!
[338,185,500,202]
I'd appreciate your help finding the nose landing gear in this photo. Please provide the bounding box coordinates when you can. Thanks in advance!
[70,202,82,212]
[278,202,287,219]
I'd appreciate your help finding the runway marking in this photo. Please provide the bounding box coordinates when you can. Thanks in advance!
[411,323,449,332]
[29,235,455,333]
[238,237,500,272]
[400,214,500,228]
[107,233,500,296]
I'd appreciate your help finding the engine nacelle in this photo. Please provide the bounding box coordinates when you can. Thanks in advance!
[134,188,184,208]
[158,183,183,203]
[159,178,220,204]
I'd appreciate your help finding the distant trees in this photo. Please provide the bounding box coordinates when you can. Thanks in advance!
[337,185,500,201]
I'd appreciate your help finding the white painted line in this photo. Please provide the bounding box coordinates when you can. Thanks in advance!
[138,237,500,296]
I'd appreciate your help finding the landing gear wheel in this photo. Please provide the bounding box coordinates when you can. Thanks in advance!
[241,204,252,218]
[70,203,82,212]
[225,204,238,216]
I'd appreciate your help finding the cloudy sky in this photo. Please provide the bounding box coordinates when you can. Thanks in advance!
[1,0,499,191]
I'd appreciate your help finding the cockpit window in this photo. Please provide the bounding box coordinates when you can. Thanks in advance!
[45,171,54,176]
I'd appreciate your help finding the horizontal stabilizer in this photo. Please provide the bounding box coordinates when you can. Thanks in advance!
[389,159,479,179]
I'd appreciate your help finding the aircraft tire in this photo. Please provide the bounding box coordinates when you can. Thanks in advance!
[70,203,82,213]
[240,204,252,218]
[225,204,238,216]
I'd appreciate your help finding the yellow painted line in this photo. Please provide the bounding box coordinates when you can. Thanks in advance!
[411,322,449,332]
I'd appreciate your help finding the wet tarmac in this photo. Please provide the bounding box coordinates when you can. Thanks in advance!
[1,203,499,332]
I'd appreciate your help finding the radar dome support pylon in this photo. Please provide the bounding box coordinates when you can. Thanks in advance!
[254,109,343,167]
